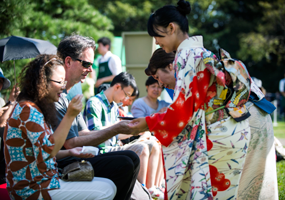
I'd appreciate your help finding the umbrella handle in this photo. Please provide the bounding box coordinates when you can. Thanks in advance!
[13,60,16,85]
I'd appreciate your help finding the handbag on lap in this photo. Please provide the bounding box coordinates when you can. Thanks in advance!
[61,160,94,181]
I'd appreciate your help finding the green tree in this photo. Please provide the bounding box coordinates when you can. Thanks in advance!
[91,0,284,92]
[0,0,30,36]
[0,0,114,97]
[238,0,285,64]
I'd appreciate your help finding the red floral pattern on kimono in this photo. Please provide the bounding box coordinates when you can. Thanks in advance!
[145,36,251,200]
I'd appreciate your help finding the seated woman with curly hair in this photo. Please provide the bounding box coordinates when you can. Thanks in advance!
[3,54,116,199]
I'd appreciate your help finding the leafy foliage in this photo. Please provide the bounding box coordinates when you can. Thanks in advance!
[0,0,114,97]
[90,0,285,92]
[238,1,285,64]
[1,0,285,94]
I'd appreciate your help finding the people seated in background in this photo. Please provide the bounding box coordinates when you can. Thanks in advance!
[119,88,140,144]
[131,76,170,118]
[85,72,136,133]
[54,34,139,200]
[95,37,122,93]
[84,72,164,199]
[4,54,117,199]
[130,76,170,195]
[0,68,20,184]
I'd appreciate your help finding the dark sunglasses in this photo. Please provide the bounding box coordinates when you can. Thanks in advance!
[75,58,93,68]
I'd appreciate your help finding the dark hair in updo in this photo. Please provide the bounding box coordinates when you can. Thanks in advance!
[147,0,191,37]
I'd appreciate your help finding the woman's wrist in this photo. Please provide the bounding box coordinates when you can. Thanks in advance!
[8,100,16,106]
[67,149,72,157]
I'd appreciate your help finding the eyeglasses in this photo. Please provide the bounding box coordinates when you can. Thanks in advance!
[49,79,67,88]
[122,88,130,99]
[75,58,93,68]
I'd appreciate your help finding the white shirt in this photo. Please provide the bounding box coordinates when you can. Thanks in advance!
[280,78,285,92]
[98,51,122,75]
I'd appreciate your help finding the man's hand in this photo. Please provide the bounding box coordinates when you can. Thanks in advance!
[123,117,149,136]
[113,120,143,136]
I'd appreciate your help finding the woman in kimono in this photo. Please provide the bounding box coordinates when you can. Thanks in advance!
[128,0,253,199]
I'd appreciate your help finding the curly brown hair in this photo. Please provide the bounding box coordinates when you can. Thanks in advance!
[17,54,64,127]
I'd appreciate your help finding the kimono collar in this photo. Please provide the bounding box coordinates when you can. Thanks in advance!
[174,36,204,81]
[176,35,204,53]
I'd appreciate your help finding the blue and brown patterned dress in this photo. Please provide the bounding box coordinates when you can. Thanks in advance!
[4,101,59,199]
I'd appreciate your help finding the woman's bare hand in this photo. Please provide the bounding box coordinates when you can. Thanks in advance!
[69,147,95,158]
[66,94,83,118]
[0,106,8,116]
[8,85,20,103]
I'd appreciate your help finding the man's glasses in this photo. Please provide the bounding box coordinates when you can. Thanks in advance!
[122,88,130,99]
[75,58,93,68]
[49,79,67,88]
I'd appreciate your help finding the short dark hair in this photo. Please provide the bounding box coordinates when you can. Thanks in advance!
[145,76,158,86]
[111,72,137,90]
[147,0,191,37]
[97,83,110,93]
[98,37,111,50]
[145,48,175,76]
[57,34,95,61]
[131,87,140,99]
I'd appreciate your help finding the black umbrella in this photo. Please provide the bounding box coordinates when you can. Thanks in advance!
[0,35,57,84]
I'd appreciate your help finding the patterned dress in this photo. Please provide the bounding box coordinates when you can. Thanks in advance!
[4,101,59,199]
[145,36,252,199]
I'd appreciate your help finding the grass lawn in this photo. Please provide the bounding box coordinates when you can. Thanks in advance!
[275,121,285,199]
[277,161,285,200]
[274,120,285,138]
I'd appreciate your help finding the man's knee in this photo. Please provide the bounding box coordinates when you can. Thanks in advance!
[122,150,140,167]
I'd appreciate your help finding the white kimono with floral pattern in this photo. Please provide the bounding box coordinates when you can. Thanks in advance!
[146,36,251,200]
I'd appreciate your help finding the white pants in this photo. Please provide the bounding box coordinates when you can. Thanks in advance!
[48,177,116,200]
